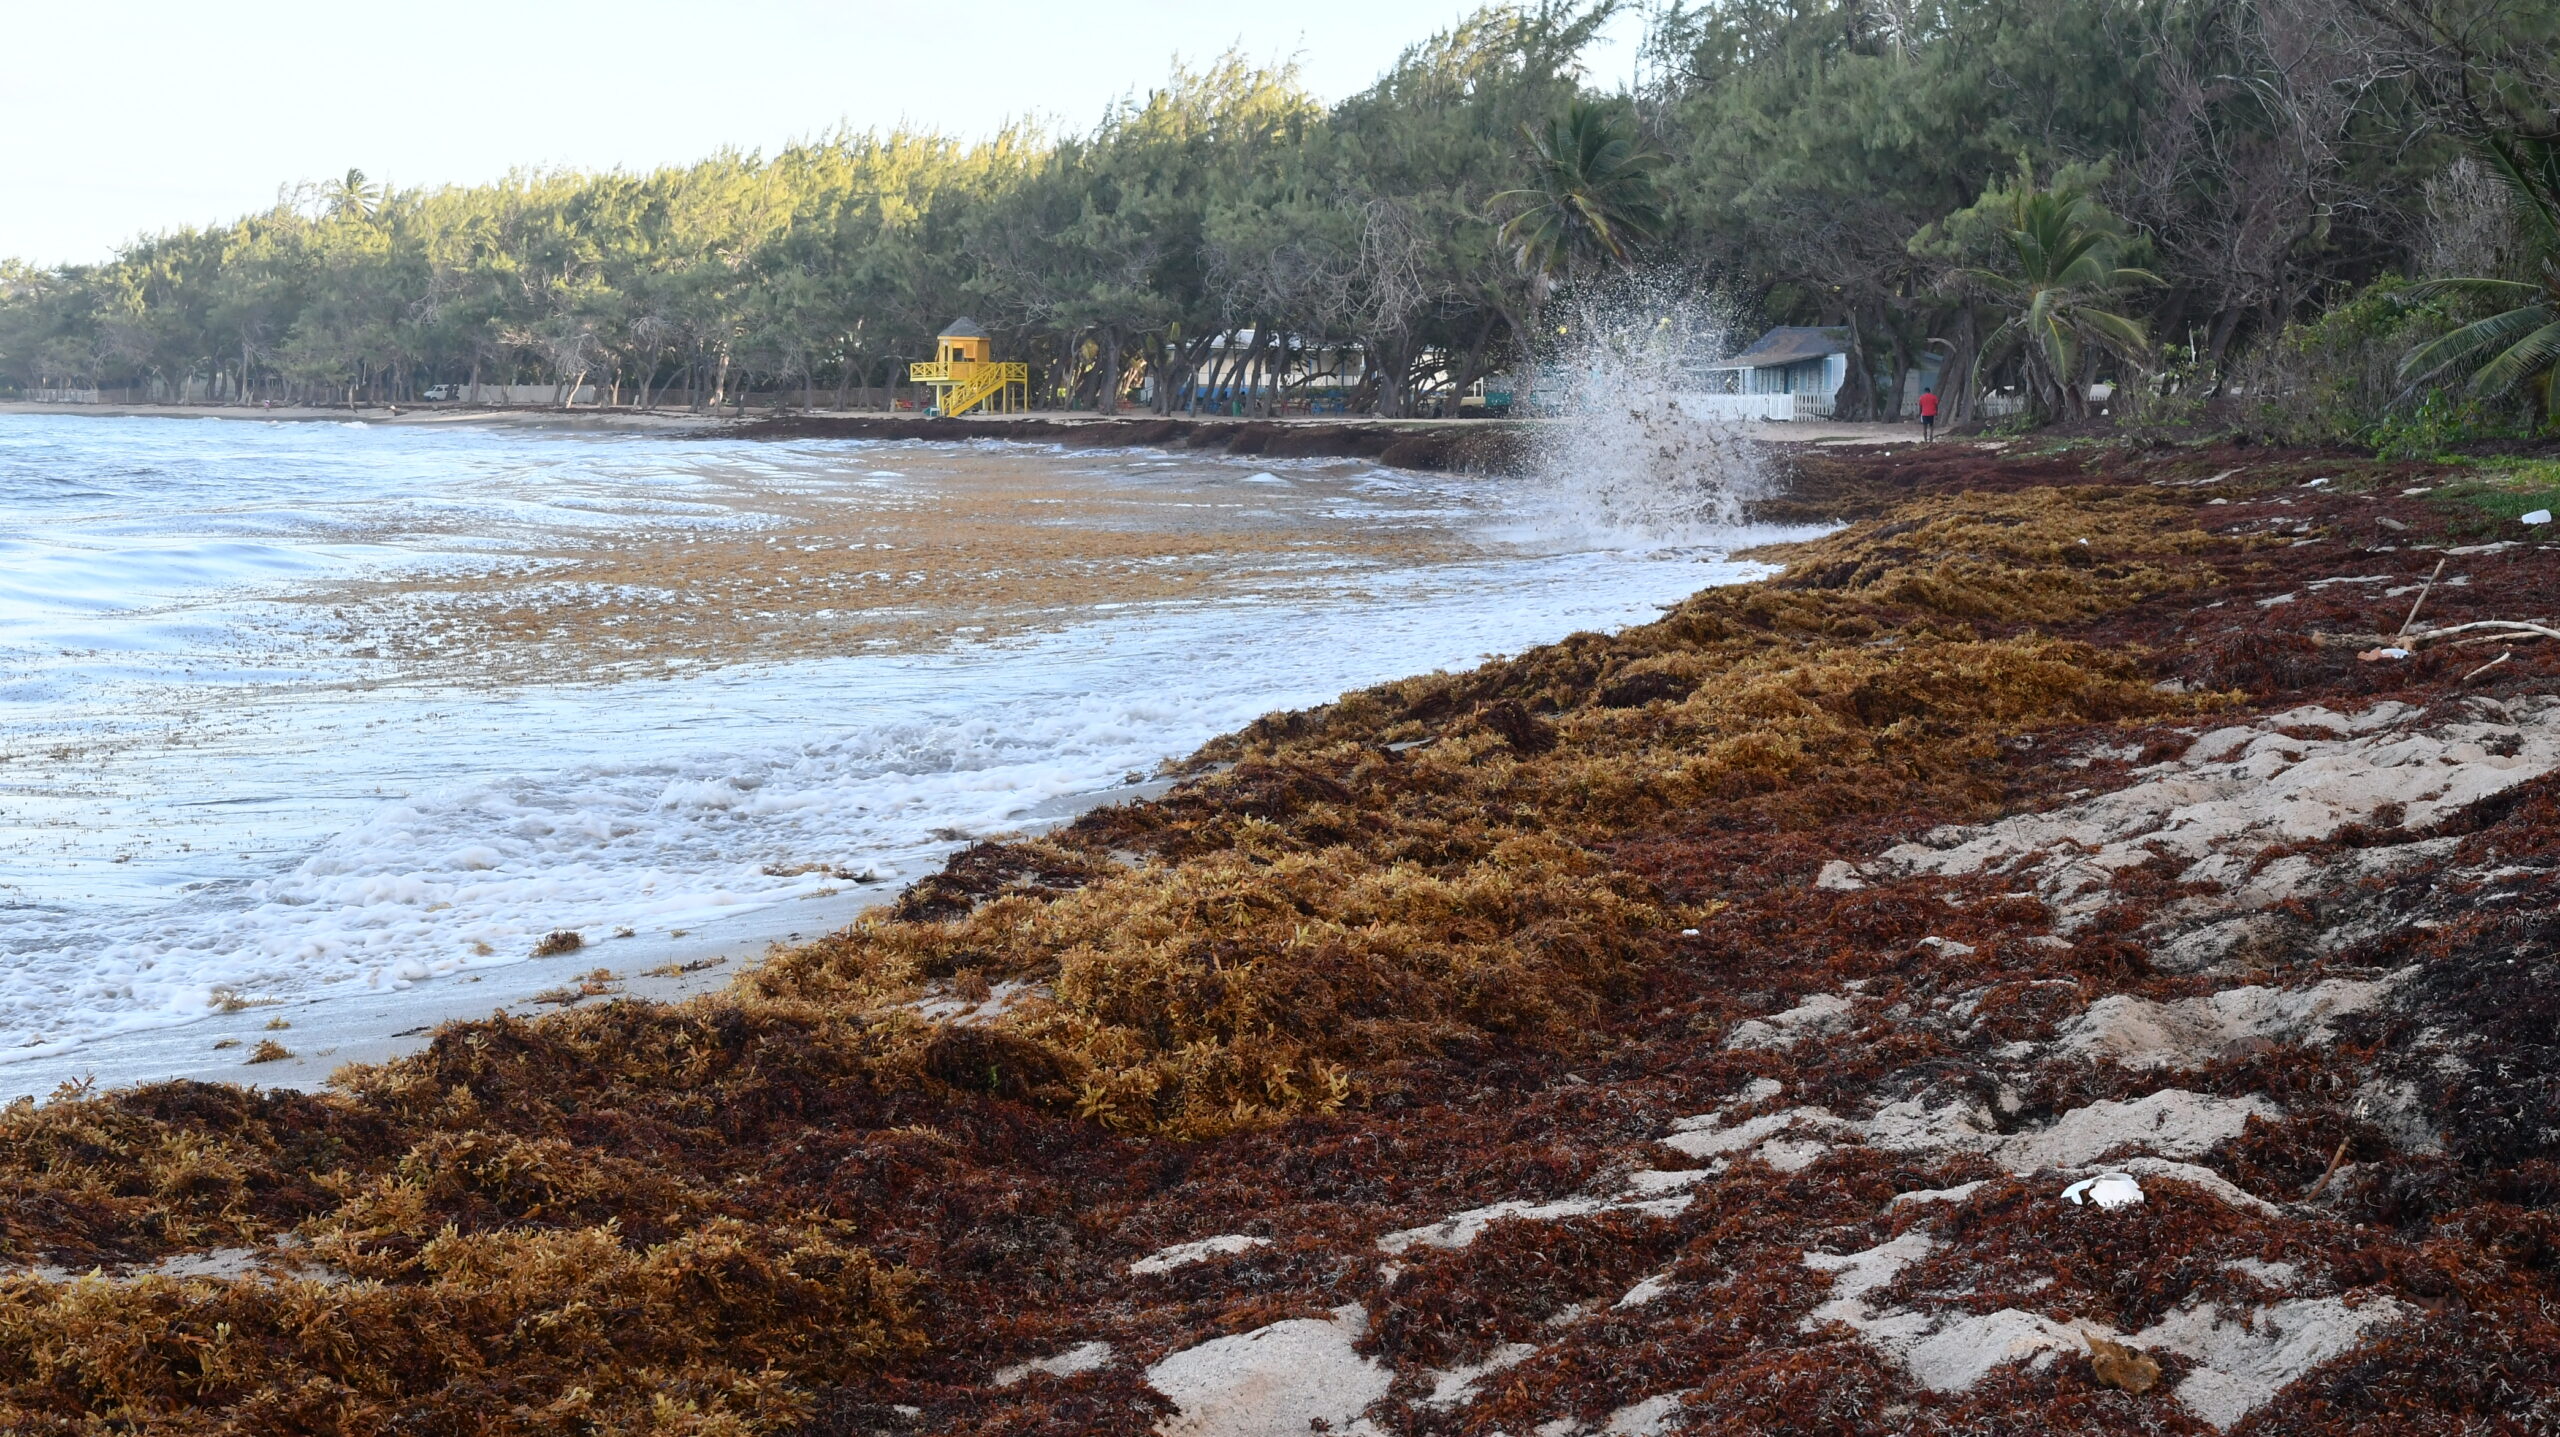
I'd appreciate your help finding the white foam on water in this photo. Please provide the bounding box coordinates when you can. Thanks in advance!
[1512,276,1779,550]
[0,415,1786,1064]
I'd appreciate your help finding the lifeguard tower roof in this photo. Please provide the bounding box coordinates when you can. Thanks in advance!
[939,318,989,339]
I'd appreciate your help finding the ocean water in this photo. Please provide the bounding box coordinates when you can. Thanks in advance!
[0,413,1793,1065]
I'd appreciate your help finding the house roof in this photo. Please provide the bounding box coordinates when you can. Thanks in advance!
[1712,325,1852,369]
[939,317,990,339]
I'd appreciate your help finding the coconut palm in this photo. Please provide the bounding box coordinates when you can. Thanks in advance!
[1966,169,2157,421]
[1494,100,1668,286]
[325,168,385,222]
[2400,136,2560,414]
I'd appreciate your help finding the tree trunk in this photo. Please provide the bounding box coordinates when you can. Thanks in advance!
[1945,307,1979,424]
[1885,327,1910,422]
[1448,313,1500,415]
[2204,306,2244,387]
[1100,332,1122,414]
[1837,310,1875,421]
[1371,337,1409,417]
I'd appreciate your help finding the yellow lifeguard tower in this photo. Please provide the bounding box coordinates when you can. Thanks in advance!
[909,318,1028,417]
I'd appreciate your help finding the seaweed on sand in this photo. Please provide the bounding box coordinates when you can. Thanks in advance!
[1,441,2557,1432]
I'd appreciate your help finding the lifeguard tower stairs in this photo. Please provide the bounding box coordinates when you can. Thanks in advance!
[909,319,1028,417]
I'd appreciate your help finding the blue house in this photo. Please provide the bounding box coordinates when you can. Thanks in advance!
[1707,326,1853,403]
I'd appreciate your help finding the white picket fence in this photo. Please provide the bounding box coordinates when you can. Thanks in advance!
[1677,393,1800,422]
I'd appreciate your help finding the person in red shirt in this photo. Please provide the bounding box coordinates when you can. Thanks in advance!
[1918,388,1940,441]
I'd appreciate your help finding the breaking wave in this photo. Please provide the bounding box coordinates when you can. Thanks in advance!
[1521,276,1772,547]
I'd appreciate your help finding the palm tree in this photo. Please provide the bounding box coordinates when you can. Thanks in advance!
[2400,136,2560,415]
[1966,167,2157,421]
[1494,100,1668,288]
[325,168,385,222]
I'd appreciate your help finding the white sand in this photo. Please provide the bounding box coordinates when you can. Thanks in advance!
[1145,1304,1392,1437]
[1130,1235,1272,1276]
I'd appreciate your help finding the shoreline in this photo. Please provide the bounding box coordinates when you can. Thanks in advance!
[0,399,1925,464]
[0,771,1179,1103]
[0,418,1764,1105]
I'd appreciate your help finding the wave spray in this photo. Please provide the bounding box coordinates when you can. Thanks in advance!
[1522,276,1770,546]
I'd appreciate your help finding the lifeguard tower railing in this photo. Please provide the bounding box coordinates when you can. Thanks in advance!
[908,358,1029,417]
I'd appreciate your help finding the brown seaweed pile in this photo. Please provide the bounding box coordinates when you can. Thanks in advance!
[3,441,2557,1434]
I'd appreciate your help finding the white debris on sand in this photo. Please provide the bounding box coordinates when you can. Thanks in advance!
[1131,1234,1271,1275]
[2057,974,2402,1069]
[2135,1296,2412,1430]
[1421,1341,1539,1408]
[2061,1172,2144,1208]
[994,1340,1115,1385]
[1723,991,1855,1050]
[1877,698,2560,936]
[1146,1303,1393,1437]
[1376,1194,1694,1255]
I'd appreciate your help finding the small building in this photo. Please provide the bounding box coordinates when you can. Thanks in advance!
[1707,326,1853,403]
[935,318,991,366]
[910,318,1028,416]
[1699,326,1949,421]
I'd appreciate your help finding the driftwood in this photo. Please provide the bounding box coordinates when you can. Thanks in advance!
[2397,557,2449,638]
[2406,619,2560,646]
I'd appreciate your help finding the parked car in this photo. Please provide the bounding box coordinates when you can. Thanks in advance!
[422,384,459,401]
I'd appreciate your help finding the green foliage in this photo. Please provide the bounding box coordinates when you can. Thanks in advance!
[1957,163,2156,420]
[1494,98,1668,280]
[2361,389,2533,460]
[2238,276,2529,452]
[2422,459,2560,537]
[2401,135,2560,416]
[0,1,2514,425]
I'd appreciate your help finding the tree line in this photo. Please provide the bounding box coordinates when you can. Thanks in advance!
[4,0,2557,428]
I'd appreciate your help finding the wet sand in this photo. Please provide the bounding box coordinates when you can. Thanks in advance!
[3,772,1178,1101]
[284,446,1478,685]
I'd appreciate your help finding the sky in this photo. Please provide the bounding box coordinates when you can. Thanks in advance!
[1,1,1642,267]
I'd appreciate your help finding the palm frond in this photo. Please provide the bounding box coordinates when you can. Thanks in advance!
[2075,308,2150,357]
[2468,318,2560,399]
[2484,135,2560,258]
[2402,276,2544,304]
[2400,304,2557,383]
